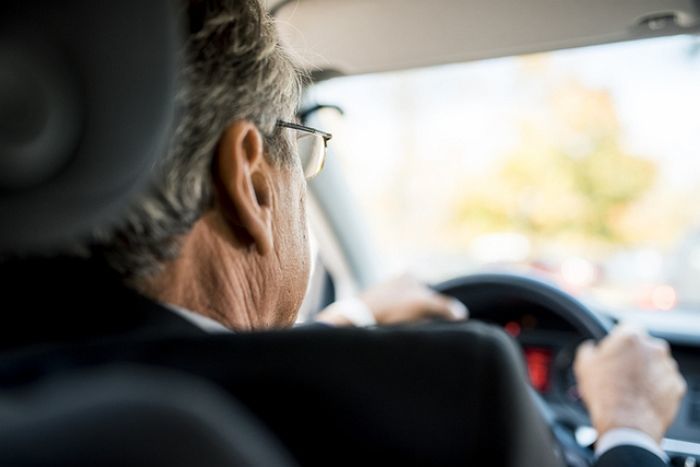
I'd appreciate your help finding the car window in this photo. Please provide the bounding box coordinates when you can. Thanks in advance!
[307,35,700,322]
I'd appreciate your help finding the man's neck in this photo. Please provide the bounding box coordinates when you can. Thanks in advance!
[135,213,278,331]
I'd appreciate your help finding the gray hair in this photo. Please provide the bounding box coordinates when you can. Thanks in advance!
[90,0,304,280]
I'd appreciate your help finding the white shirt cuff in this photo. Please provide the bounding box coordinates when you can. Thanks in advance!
[596,428,668,462]
[320,297,376,327]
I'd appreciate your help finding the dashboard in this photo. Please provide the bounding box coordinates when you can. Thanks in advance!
[471,304,589,425]
[472,302,700,456]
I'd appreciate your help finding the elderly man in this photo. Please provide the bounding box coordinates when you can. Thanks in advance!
[86,0,463,330]
[0,0,685,466]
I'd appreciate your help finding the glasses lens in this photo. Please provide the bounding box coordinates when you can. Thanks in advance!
[297,133,326,179]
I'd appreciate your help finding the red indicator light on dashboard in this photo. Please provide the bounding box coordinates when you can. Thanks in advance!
[524,347,552,393]
[504,321,521,337]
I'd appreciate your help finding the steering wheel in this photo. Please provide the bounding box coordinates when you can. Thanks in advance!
[435,273,611,340]
[434,273,613,467]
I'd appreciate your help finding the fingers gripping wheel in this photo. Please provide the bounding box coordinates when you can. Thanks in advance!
[434,274,612,467]
[0,1,179,251]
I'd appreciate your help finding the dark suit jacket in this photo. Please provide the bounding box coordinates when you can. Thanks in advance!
[0,257,666,467]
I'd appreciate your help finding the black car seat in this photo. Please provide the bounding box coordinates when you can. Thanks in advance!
[0,365,297,467]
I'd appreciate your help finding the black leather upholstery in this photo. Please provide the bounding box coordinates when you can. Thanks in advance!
[0,365,297,467]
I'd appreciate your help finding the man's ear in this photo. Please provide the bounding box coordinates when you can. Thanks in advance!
[214,120,274,255]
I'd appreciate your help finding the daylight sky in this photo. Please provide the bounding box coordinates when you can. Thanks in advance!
[311,35,700,189]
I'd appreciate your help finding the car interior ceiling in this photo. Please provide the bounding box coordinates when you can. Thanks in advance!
[270,0,700,75]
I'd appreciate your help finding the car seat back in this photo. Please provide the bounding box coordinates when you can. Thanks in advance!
[0,365,297,467]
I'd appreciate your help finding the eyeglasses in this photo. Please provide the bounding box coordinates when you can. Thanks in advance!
[277,121,332,179]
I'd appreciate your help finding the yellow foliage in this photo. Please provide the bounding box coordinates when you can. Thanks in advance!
[453,62,658,246]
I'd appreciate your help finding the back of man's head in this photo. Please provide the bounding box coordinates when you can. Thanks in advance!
[87,0,304,281]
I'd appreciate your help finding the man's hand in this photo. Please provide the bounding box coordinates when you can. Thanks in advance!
[359,274,468,325]
[574,324,686,443]
[315,274,467,327]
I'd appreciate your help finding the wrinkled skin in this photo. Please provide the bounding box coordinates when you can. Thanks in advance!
[575,324,687,443]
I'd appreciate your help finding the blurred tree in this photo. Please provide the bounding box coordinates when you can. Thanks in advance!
[454,59,657,247]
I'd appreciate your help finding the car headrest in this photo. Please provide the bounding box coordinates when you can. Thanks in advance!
[0,1,179,252]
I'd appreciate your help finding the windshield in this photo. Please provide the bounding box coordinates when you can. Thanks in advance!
[307,35,700,323]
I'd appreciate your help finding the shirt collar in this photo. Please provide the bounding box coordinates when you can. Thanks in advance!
[164,303,233,334]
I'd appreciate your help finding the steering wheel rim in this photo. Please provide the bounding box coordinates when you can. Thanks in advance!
[434,273,611,341]
[435,273,613,466]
